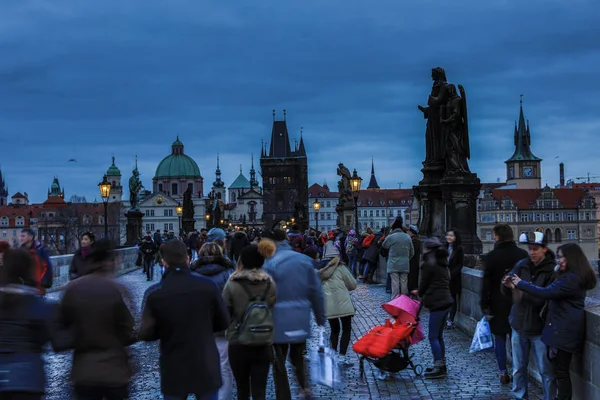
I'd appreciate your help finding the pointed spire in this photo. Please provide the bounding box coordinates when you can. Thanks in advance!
[272,109,276,121]
[213,154,224,188]
[240,164,242,174]
[250,154,258,188]
[268,110,291,157]
[367,157,380,190]
[298,127,306,156]
[283,109,287,121]
[506,96,541,163]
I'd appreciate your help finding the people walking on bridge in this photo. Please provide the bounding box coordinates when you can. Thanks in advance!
[502,231,556,400]
[192,242,235,400]
[0,248,69,400]
[59,239,136,400]
[382,217,414,299]
[511,242,596,400]
[263,229,325,400]
[413,237,453,379]
[140,236,158,281]
[223,240,277,400]
[69,232,95,281]
[140,240,229,400]
[19,228,52,295]
[481,223,528,385]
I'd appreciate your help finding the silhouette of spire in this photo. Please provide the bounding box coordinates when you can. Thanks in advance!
[506,96,541,162]
[298,127,306,156]
[367,157,380,190]
[213,154,224,188]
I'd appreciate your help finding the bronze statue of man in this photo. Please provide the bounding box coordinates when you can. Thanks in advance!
[128,164,143,210]
[418,67,450,165]
[441,84,471,175]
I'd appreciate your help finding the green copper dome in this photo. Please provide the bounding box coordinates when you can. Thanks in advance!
[106,156,121,176]
[155,137,201,179]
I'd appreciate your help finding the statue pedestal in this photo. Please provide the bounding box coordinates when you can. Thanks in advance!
[441,174,482,258]
[336,204,356,231]
[414,171,482,264]
[125,210,144,246]
[182,218,195,234]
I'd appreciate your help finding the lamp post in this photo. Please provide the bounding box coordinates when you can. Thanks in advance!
[312,199,321,232]
[205,213,210,229]
[176,203,183,235]
[98,175,111,239]
[350,169,363,234]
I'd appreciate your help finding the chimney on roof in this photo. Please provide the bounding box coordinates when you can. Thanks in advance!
[559,163,565,187]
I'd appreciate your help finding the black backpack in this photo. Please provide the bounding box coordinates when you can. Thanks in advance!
[235,281,274,346]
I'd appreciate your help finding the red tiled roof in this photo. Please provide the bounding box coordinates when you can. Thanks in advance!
[490,188,589,209]
[572,183,600,191]
[11,192,27,199]
[358,189,412,207]
[308,183,337,198]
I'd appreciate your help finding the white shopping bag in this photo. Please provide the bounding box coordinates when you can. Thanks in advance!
[469,316,494,353]
[309,327,342,388]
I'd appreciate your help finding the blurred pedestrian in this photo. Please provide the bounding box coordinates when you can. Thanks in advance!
[60,239,136,400]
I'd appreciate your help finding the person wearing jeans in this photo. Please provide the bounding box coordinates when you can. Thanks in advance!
[512,242,597,400]
[480,223,529,384]
[412,237,453,379]
[501,231,556,400]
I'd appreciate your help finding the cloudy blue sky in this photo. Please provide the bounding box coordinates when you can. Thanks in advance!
[1,1,599,202]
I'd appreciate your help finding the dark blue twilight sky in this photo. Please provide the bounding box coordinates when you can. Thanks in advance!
[1,1,599,202]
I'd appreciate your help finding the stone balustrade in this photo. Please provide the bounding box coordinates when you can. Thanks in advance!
[47,247,140,291]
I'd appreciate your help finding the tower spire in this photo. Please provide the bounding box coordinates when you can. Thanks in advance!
[505,96,541,163]
[213,154,224,188]
[250,154,257,189]
[367,157,380,190]
[298,127,306,156]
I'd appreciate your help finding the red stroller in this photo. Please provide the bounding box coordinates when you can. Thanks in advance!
[353,295,425,379]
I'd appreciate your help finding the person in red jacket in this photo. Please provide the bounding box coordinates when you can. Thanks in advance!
[19,228,53,294]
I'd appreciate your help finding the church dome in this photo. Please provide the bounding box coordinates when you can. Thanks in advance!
[155,137,201,179]
[106,157,121,176]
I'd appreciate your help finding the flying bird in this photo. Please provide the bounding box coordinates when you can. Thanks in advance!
[68,159,77,163]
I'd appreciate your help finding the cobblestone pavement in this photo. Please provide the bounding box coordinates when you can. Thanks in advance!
[45,267,543,399]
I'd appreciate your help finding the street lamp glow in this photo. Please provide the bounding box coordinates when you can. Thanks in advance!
[176,204,183,216]
[350,169,362,194]
[312,199,321,211]
[205,214,210,220]
[98,175,111,202]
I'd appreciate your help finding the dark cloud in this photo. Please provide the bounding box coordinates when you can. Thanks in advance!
[1,0,599,201]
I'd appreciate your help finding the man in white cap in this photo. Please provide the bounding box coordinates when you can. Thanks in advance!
[502,231,556,400]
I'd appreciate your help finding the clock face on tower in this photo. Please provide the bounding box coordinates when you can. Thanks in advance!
[523,167,533,178]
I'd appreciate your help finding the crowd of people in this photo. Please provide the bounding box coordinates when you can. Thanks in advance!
[0,217,596,400]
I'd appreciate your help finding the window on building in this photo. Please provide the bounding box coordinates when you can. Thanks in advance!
[555,213,560,221]
[15,217,24,227]
[520,214,529,222]
[486,232,492,241]
[375,210,380,217]
[0,217,8,227]
[567,213,575,221]
[326,213,331,220]
[326,201,331,208]
[505,214,511,222]
[145,210,150,217]
[535,213,542,221]
[555,228,562,243]
[370,210,374,217]
[170,183,178,195]
[163,209,173,217]
[99,216,105,225]
[585,212,590,220]
[158,183,163,192]
[169,223,173,231]
[2,231,5,237]
[375,222,380,229]
[567,230,577,240]
[544,213,551,221]
[164,223,169,231]
[188,183,194,193]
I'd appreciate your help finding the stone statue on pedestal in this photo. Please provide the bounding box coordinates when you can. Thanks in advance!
[336,163,354,208]
[441,84,471,176]
[418,67,450,166]
[128,160,143,211]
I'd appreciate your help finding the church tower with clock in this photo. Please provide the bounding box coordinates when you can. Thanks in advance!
[505,98,542,189]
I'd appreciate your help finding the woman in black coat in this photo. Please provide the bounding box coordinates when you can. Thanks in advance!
[69,232,95,280]
[445,229,464,329]
[511,243,597,400]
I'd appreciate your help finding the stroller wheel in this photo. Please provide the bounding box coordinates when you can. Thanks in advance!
[414,365,423,376]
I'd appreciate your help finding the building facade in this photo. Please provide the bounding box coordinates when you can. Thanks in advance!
[308,184,339,232]
[260,111,309,230]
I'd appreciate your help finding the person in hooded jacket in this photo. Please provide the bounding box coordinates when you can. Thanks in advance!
[229,230,251,263]
[222,241,277,400]
[412,237,453,379]
[362,229,384,284]
[318,257,357,366]
[0,249,70,400]
[69,232,95,281]
[511,242,596,400]
[502,231,556,400]
[60,239,136,400]
[192,242,235,400]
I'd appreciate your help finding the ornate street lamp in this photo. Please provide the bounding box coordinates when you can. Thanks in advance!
[98,175,111,239]
[176,203,183,235]
[312,199,321,232]
[350,169,363,234]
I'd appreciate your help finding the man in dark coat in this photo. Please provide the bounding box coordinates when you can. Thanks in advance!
[481,224,528,385]
[228,230,251,262]
[140,240,230,400]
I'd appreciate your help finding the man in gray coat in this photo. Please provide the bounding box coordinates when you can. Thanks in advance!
[263,229,326,400]
[382,217,414,299]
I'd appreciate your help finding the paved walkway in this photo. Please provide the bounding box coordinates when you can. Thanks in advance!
[45,267,543,399]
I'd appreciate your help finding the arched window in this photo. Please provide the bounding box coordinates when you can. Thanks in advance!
[545,228,552,243]
[555,228,562,243]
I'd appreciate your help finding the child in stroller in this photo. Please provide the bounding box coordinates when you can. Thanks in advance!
[353,295,425,380]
